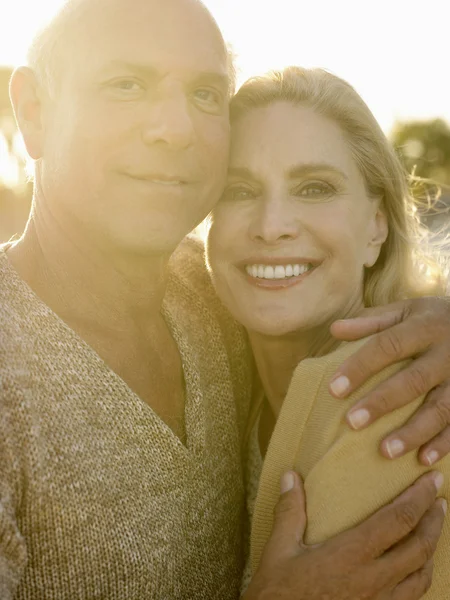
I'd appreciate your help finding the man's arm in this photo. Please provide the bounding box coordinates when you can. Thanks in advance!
[0,382,28,597]
[0,501,27,600]
[244,471,444,600]
[329,297,450,465]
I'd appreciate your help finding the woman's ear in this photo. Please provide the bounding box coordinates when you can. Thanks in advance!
[364,203,388,268]
[9,67,45,160]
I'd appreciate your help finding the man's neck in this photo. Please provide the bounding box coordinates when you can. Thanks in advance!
[7,201,172,335]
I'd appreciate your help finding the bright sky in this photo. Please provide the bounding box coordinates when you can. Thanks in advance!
[0,0,449,133]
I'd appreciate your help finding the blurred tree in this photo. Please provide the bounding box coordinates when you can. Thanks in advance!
[0,66,13,113]
[0,66,16,152]
[0,66,31,243]
[390,118,450,186]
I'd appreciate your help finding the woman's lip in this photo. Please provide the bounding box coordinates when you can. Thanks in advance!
[237,257,320,267]
[241,265,317,290]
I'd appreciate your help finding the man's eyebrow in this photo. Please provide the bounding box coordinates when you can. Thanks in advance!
[287,163,348,180]
[96,61,159,77]
[194,72,229,88]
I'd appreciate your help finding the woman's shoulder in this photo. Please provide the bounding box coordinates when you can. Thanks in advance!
[289,338,410,408]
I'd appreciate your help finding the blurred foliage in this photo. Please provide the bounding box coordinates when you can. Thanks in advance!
[0,66,13,113]
[391,118,450,186]
[0,66,31,243]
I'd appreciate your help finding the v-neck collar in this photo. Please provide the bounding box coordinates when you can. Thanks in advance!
[0,246,206,458]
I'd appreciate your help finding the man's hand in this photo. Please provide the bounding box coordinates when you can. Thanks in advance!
[328,297,450,466]
[244,471,446,600]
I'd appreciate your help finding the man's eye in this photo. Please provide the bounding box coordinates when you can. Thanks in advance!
[109,80,143,93]
[195,88,218,102]
[193,88,224,114]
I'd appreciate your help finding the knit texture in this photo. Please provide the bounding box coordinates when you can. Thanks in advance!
[250,340,449,599]
[0,236,253,600]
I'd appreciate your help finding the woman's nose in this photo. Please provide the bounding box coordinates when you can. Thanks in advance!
[249,197,299,244]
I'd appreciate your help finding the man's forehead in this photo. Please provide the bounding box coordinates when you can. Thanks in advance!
[57,0,228,86]
[74,0,227,65]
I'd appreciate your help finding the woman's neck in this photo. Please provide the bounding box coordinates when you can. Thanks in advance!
[249,306,363,418]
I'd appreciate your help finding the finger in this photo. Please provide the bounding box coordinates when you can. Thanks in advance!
[330,302,409,341]
[262,472,307,563]
[329,317,436,400]
[390,560,433,600]
[379,498,446,589]
[379,384,450,460]
[344,471,442,560]
[419,425,450,466]
[345,348,450,434]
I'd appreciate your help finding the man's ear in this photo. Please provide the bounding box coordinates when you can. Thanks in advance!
[364,203,389,268]
[9,67,45,160]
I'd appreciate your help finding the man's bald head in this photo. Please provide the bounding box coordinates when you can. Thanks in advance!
[27,0,236,98]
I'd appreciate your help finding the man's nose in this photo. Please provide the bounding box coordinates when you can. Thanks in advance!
[141,94,195,150]
[249,197,299,244]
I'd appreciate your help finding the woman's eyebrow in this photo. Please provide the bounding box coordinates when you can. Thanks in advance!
[227,167,258,181]
[287,163,348,180]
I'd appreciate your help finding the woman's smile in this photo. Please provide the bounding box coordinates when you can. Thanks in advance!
[241,259,319,290]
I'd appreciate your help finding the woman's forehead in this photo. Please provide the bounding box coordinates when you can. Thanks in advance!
[229,103,360,182]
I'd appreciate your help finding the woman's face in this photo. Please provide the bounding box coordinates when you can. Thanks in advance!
[207,101,388,337]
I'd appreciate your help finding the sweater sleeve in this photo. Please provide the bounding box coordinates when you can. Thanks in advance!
[0,381,28,598]
[251,340,450,599]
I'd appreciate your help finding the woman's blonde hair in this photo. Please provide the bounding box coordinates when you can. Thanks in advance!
[230,67,446,305]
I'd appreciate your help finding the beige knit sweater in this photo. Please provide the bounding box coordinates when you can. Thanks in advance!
[0,236,253,600]
[249,340,449,599]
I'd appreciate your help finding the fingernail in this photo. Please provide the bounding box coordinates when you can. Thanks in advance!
[347,408,370,430]
[424,450,440,466]
[433,472,444,492]
[440,498,447,515]
[330,375,350,398]
[385,439,405,459]
[280,472,295,494]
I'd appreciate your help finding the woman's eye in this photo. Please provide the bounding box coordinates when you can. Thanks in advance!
[221,187,255,202]
[293,182,335,200]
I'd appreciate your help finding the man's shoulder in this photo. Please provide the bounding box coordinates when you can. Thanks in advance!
[0,250,37,367]
[169,234,211,289]
[170,235,253,439]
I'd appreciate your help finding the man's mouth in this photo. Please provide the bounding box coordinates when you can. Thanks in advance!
[121,172,190,186]
[146,178,184,186]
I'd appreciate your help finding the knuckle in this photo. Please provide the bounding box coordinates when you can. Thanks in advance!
[434,395,450,428]
[376,330,404,359]
[348,353,371,379]
[437,426,450,450]
[406,365,430,397]
[413,563,434,597]
[416,534,435,562]
[273,494,296,520]
[421,565,434,594]
[369,390,392,416]
[395,502,419,533]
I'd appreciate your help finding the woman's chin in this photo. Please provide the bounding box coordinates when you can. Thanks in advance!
[243,315,319,339]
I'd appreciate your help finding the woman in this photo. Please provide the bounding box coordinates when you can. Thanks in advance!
[206,67,449,598]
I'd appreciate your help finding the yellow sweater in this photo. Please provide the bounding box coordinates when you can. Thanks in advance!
[250,340,449,599]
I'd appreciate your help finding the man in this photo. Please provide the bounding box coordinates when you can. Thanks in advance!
[1,0,449,598]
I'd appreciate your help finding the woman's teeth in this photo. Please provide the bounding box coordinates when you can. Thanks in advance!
[245,264,313,280]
